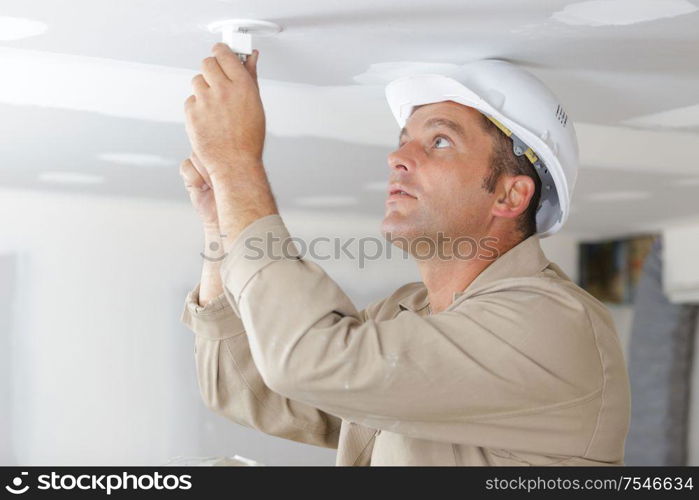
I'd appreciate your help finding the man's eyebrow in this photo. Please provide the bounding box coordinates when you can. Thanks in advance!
[398,117,466,144]
[424,117,466,137]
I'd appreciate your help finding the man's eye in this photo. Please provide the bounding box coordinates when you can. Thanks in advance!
[434,136,451,149]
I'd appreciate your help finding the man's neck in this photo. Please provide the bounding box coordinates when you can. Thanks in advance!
[417,233,519,314]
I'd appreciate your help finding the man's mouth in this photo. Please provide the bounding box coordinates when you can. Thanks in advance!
[387,185,417,199]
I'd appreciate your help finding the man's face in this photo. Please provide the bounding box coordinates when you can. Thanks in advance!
[381,101,496,247]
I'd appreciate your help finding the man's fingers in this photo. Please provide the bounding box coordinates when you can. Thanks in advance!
[192,74,208,96]
[179,158,209,191]
[212,42,246,81]
[184,94,196,114]
[206,44,259,87]
[189,153,213,187]
[201,56,228,87]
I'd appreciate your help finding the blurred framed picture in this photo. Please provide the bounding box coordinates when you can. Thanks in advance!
[579,235,656,304]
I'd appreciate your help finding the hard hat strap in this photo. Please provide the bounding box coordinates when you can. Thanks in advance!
[485,116,540,164]
[485,115,558,213]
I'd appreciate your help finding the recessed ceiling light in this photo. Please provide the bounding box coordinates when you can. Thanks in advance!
[363,181,387,191]
[294,195,359,208]
[38,171,105,185]
[97,153,175,167]
[0,16,47,41]
[583,190,651,202]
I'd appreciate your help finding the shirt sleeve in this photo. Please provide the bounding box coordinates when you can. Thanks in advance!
[180,282,342,449]
[219,214,609,453]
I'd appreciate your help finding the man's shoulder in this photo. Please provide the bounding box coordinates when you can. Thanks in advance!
[455,262,616,335]
[464,259,593,303]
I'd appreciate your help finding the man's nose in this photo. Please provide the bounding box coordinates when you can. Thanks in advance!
[387,141,419,172]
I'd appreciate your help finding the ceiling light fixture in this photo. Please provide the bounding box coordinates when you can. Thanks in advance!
[206,19,282,62]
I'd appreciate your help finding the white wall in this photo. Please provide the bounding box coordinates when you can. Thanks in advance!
[0,188,332,465]
[663,221,699,303]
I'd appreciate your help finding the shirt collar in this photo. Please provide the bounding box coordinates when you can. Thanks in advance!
[397,285,430,312]
[398,235,550,312]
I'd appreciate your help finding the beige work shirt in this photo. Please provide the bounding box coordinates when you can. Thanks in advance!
[180,215,631,466]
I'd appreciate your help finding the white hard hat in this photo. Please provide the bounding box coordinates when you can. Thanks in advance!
[385,60,578,237]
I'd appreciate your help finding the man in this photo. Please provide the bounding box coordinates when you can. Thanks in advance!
[179,43,630,466]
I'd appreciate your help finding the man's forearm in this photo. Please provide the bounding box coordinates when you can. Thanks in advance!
[198,224,225,306]
[209,159,278,253]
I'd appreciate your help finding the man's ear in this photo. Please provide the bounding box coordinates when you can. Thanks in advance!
[491,175,535,220]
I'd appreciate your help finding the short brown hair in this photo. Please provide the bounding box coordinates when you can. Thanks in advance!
[479,114,541,239]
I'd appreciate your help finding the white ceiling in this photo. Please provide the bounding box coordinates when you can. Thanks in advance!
[1,0,699,238]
